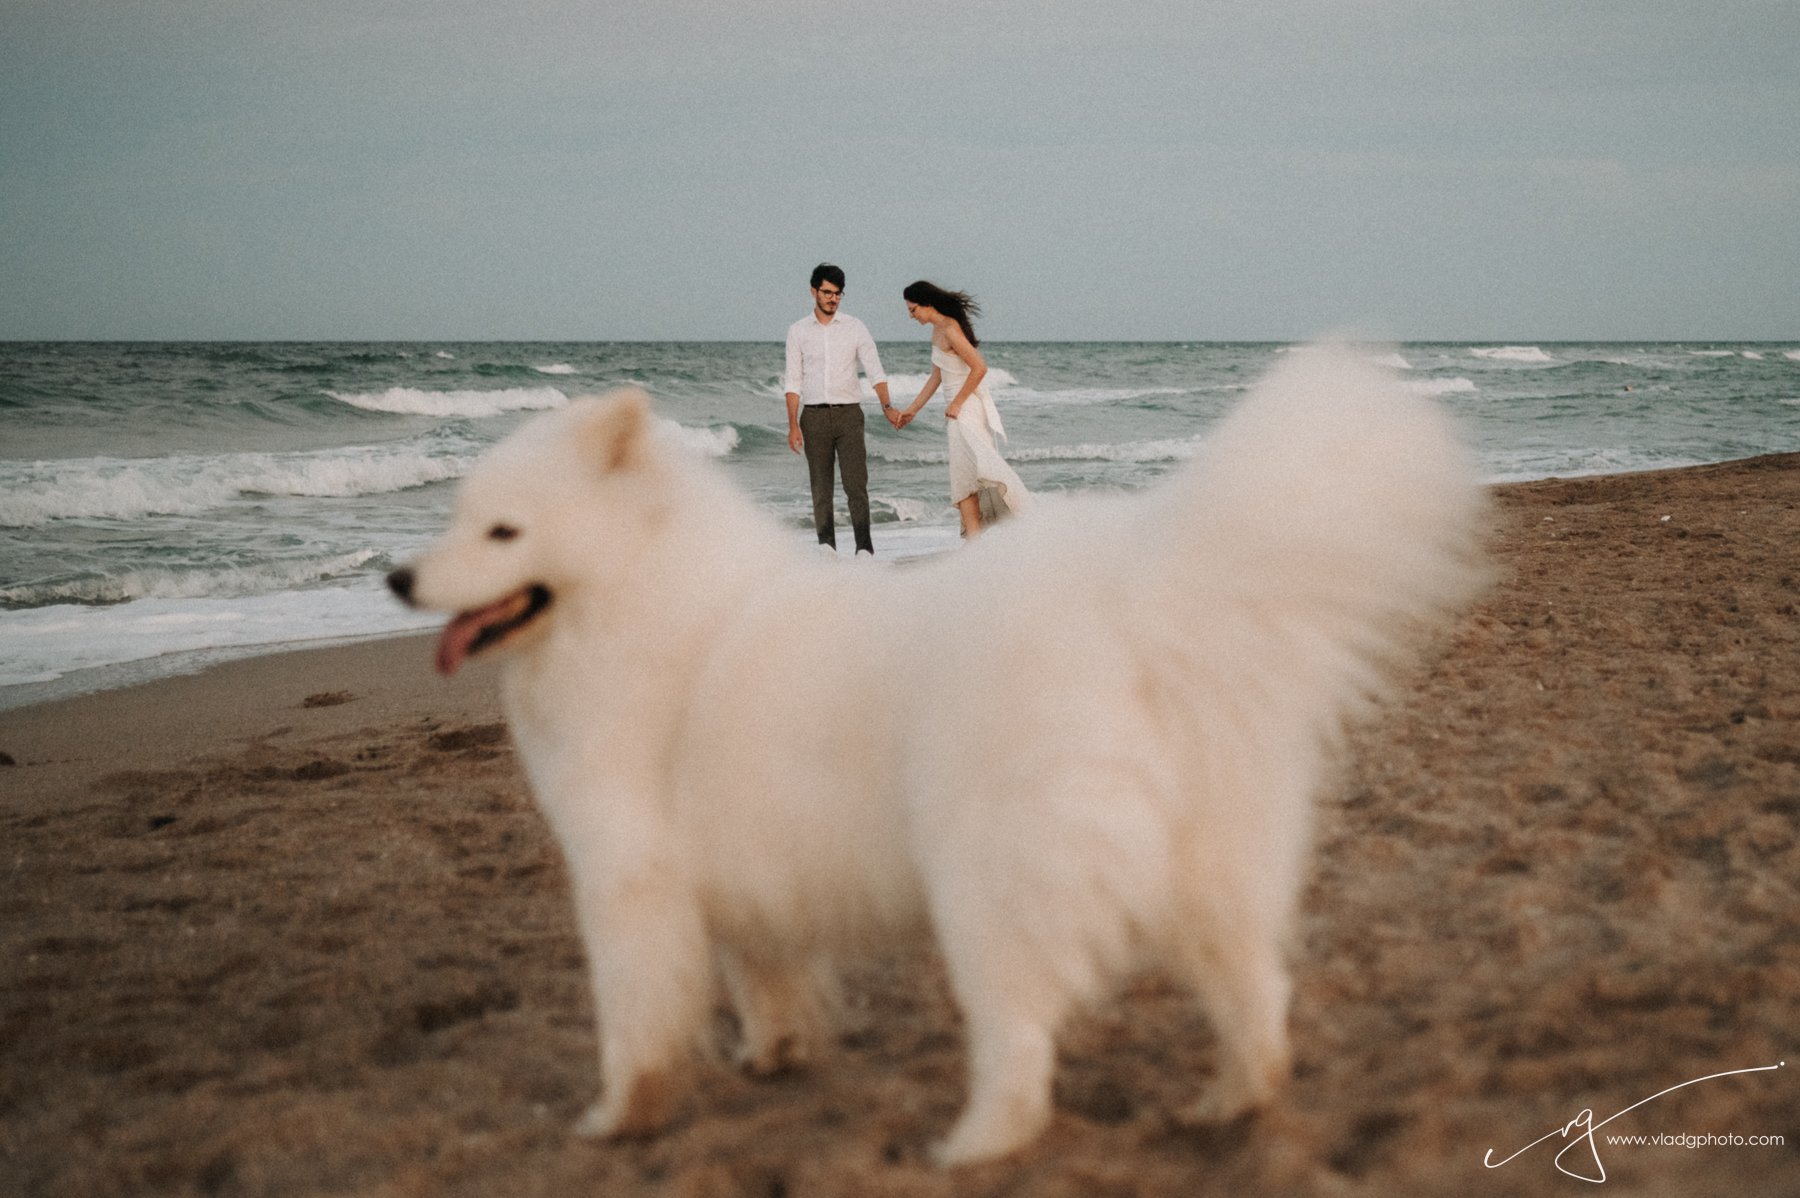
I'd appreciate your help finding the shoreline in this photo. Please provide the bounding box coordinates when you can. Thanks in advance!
[0,629,434,716]
[3,452,1793,719]
[0,633,498,797]
[2,451,1797,1195]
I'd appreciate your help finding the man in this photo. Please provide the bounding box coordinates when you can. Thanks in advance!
[784,263,898,555]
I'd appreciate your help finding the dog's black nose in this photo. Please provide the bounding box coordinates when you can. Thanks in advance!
[387,567,416,604]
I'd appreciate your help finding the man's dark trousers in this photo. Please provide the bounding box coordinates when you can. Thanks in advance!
[800,403,873,554]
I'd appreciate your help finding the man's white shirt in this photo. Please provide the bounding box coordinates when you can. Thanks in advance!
[784,313,886,406]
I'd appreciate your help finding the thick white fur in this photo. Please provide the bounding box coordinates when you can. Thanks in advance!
[398,345,1488,1166]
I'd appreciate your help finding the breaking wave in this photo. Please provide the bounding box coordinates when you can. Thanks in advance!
[0,551,384,607]
[1470,346,1554,363]
[325,386,568,417]
[0,444,472,527]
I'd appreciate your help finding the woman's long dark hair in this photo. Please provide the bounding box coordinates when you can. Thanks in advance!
[903,280,981,347]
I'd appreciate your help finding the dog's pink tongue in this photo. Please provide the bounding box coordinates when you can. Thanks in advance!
[435,590,535,675]
[435,610,490,676]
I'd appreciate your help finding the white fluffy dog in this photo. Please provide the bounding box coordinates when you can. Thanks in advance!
[389,346,1487,1166]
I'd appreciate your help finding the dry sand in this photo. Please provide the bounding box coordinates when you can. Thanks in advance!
[3,455,1797,1197]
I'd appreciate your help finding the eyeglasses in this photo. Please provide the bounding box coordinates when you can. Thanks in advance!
[815,287,843,298]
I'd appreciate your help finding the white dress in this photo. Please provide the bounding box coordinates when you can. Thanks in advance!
[933,345,1031,523]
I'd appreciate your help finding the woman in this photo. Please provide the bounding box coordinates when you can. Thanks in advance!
[896,280,1032,537]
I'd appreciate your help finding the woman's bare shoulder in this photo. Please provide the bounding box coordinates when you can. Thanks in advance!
[943,322,981,360]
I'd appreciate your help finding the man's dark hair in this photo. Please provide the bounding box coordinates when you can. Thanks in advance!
[810,263,846,291]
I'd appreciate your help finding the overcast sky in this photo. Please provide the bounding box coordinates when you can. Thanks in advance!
[3,1,1796,341]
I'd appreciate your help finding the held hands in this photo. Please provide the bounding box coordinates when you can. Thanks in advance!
[888,396,953,431]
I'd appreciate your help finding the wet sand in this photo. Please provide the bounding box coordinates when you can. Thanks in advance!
[2,455,1797,1196]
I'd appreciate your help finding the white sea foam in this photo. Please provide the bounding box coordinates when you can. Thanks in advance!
[1013,437,1202,463]
[435,351,456,359]
[879,436,1202,467]
[535,363,579,375]
[874,370,1193,408]
[867,521,963,561]
[1687,350,1736,357]
[242,451,468,498]
[1741,351,1764,360]
[0,581,437,689]
[1483,446,1706,484]
[870,446,952,465]
[881,497,931,523]
[1005,386,1194,406]
[866,373,929,400]
[1279,345,1413,371]
[867,369,1019,400]
[1405,377,1478,396]
[1470,346,1554,363]
[326,386,568,417]
[1784,350,1800,361]
[0,445,471,527]
[0,551,383,608]
[658,420,739,459]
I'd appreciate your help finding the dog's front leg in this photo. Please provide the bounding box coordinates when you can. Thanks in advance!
[565,864,711,1140]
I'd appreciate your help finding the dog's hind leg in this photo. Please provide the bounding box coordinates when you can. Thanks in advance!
[570,877,711,1140]
[1169,919,1293,1125]
[927,915,1067,1167]
[719,950,831,1075]
[930,982,1061,1167]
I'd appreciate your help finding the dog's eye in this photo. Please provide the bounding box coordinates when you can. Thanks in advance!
[488,524,520,542]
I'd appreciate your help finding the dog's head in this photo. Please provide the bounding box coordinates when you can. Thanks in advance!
[388,389,662,675]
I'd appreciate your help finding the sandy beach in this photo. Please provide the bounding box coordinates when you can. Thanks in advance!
[2,455,1796,1197]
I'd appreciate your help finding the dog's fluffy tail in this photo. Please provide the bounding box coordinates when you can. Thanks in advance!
[1138,342,1491,735]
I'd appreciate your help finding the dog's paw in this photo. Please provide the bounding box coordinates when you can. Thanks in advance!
[572,1070,678,1139]
[1176,1048,1288,1128]
[572,1102,615,1139]
[927,1130,1021,1170]
[927,1109,1046,1169]
[1174,1083,1268,1128]
[733,1030,810,1077]
[926,1134,981,1170]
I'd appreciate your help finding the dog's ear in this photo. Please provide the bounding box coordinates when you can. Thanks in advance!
[579,388,653,472]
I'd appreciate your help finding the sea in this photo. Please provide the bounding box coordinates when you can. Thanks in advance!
[3,341,1798,709]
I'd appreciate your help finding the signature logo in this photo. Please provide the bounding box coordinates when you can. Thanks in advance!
[1483,1061,1785,1183]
